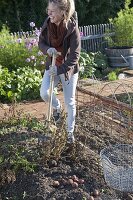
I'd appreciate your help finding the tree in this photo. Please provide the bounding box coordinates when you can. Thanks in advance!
[0,0,126,32]
[0,0,47,32]
[76,0,125,25]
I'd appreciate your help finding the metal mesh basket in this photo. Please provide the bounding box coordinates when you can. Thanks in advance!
[100,144,133,193]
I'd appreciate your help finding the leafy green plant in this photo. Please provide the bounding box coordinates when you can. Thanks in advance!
[79,51,108,79]
[92,51,109,78]
[0,141,37,173]
[79,52,96,78]
[0,25,46,71]
[0,65,42,102]
[107,71,118,81]
[108,0,133,47]
[107,67,122,81]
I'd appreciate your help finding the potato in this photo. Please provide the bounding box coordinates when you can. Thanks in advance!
[72,175,79,182]
[53,180,60,187]
[78,179,85,184]
[93,189,100,197]
[88,196,94,200]
[72,181,79,188]
[72,175,77,180]
[68,178,74,185]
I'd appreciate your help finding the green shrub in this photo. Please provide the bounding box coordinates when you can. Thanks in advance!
[0,65,42,102]
[0,25,46,72]
[109,0,133,47]
[79,52,96,78]
[79,51,108,79]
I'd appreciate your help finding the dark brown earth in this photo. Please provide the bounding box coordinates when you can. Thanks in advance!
[0,103,133,200]
[0,75,133,200]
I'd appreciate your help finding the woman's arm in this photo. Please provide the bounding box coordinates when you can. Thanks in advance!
[57,24,81,75]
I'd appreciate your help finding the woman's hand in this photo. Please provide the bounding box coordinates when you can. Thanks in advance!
[49,65,57,76]
[47,48,57,57]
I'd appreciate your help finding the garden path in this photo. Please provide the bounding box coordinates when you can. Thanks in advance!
[0,92,65,120]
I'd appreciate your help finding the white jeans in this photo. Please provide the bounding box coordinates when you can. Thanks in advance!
[40,70,78,133]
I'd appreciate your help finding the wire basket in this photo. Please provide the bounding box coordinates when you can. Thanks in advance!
[100,144,133,193]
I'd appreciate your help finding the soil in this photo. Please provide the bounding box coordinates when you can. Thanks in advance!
[0,78,133,200]
[0,92,65,120]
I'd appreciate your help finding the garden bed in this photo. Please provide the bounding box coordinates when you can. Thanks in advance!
[0,106,133,200]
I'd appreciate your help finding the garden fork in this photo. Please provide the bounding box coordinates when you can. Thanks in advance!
[38,53,59,144]
[47,51,61,124]
[47,53,56,123]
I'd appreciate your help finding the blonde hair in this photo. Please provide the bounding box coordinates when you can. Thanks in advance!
[48,0,75,22]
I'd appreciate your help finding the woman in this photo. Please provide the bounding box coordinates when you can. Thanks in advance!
[38,0,81,143]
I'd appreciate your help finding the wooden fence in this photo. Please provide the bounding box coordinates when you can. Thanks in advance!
[79,23,114,52]
[11,23,114,53]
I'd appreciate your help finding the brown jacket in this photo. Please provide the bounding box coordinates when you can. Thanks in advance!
[38,17,81,80]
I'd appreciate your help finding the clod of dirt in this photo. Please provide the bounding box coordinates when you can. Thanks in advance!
[61,179,68,186]
[0,169,16,186]
[48,159,58,167]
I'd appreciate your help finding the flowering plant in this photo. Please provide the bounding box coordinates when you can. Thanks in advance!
[0,24,47,102]
[30,22,36,28]
[0,25,46,73]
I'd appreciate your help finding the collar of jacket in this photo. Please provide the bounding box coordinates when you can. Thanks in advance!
[41,17,77,38]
